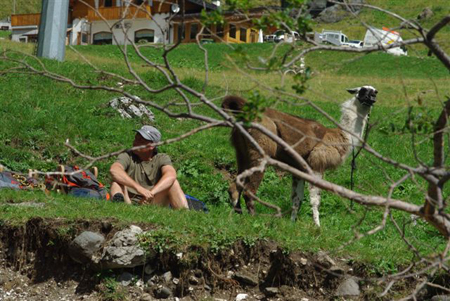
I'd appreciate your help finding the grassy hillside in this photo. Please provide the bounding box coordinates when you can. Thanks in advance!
[1,36,449,274]
[314,0,450,52]
[0,0,41,19]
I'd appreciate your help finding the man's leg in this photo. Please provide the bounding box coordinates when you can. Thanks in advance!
[152,180,188,209]
[110,181,132,204]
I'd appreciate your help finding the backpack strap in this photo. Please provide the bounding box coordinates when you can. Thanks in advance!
[57,165,69,194]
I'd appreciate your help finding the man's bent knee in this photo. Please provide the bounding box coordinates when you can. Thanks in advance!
[168,180,188,209]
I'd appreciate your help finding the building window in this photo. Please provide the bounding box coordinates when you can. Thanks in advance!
[28,35,38,43]
[229,24,236,39]
[93,32,113,45]
[104,0,113,7]
[240,27,247,42]
[204,25,213,37]
[81,33,89,44]
[177,25,185,42]
[135,29,154,43]
[216,24,224,38]
[190,23,199,40]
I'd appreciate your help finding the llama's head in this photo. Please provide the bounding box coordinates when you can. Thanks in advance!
[347,86,378,107]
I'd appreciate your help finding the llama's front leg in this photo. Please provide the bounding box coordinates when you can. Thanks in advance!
[309,173,323,227]
[291,177,305,222]
[242,170,264,215]
[228,181,243,213]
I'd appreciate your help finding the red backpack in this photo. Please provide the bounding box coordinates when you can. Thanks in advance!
[52,165,110,201]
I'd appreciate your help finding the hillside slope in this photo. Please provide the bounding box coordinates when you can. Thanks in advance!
[0,0,41,19]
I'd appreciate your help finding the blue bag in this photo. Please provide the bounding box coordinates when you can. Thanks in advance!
[185,194,208,213]
[0,172,21,190]
[68,187,107,200]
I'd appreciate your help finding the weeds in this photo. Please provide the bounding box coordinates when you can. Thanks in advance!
[98,277,127,301]
[139,228,187,254]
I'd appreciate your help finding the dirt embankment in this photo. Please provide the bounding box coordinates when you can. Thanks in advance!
[0,217,445,300]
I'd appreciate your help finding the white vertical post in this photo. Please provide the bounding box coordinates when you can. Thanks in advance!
[37,0,70,61]
[258,29,263,43]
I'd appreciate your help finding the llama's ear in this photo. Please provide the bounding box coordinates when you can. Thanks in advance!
[347,88,360,95]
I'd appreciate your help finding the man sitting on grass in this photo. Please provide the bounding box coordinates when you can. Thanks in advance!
[110,125,188,209]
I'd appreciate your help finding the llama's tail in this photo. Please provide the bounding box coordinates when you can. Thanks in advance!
[221,96,246,114]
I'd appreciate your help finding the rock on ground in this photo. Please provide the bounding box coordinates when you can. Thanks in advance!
[100,225,148,269]
[335,277,360,297]
[68,231,105,264]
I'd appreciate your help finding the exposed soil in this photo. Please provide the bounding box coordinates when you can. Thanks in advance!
[0,217,445,300]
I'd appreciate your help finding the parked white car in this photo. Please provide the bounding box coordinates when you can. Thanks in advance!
[343,40,364,48]
[264,33,277,42]
[270,30,300,43]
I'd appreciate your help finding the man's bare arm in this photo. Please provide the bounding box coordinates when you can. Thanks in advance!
[109,162,153,200]
[150,165,177,196]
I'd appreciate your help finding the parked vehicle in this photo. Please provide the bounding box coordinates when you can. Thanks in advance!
[363,27,407,56]
[317,30,349,46]
[343,40,364,48]
[267,30,300,43]
[264,33,277,42]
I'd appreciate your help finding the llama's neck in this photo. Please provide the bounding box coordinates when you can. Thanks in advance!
[340,98,371,150]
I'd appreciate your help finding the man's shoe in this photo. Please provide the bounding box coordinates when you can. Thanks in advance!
[112,193,125,202]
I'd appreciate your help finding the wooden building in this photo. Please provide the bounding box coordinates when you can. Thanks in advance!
[10,0,265,45]
[171,9,269,44]
[11,0,216,45]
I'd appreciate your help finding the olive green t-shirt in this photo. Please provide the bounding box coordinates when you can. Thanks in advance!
[116,151,172,195]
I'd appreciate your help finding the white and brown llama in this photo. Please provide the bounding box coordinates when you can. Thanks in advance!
[222,86,378,226]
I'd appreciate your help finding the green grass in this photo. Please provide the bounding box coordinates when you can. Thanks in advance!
[314,0,450,52]
[0,188,445,268]
[0,0,41,19]
[0,16,449,275]
[69,42,450,79]
[71,42,277,71]
[0,31,10,39]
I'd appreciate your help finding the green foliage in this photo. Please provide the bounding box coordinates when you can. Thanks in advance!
[237,91,275,125]
[224,0,252,11]
[253,0,312,35]
[0,0,41,19]
[200,8,225,27]
[378,104,437,136]
[335,52,450,79]
[177,159,229,205]
[140,227,186,254]
[292,66,312,94]
[0,31,11,39]
[98,276,127,301]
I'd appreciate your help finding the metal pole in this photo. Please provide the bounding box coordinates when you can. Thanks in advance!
[37,0,70,61]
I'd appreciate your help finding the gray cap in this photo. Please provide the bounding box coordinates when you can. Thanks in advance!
[134,125,161,142]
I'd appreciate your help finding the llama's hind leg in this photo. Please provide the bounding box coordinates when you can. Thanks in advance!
[291,177,305,222]
[309,173,323,227]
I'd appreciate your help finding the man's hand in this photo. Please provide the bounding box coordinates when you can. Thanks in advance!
[136,186,154,203]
